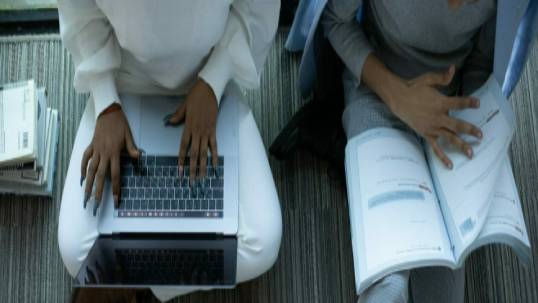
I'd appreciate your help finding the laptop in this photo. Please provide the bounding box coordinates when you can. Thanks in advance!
[75,94,239,288]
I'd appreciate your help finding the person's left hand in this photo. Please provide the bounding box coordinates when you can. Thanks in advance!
[165,78,219,185]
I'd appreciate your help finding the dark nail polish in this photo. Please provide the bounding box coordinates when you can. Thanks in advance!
[80,176,85,186]
[83,192,90,209]
[162,113,173,122]
[93,201,99,216]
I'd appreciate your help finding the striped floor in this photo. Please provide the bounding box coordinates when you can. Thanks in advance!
[0,31,537,303]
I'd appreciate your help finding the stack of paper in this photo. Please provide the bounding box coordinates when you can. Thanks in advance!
[0,80,60,196]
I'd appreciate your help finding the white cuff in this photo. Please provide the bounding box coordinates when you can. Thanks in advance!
[91,73,120,119]
[199,46,233,106]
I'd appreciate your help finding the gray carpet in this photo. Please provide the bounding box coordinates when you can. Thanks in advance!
[0,31,536,303]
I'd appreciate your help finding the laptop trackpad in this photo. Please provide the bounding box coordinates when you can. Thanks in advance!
[122,94,185,156]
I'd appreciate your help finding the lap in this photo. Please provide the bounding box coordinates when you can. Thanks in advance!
[58,95,282,281]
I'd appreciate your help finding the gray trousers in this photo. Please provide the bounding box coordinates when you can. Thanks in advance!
[342,68,466,303]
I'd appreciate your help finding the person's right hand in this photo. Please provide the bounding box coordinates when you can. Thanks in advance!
[389,65,483,169]
[81,104,141,215]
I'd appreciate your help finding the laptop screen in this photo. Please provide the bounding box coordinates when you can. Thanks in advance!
[74,235,237,288]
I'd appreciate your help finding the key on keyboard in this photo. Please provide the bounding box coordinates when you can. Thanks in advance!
[117,155,224,218]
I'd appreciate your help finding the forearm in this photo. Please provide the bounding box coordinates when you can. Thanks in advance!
[361,54,408,112]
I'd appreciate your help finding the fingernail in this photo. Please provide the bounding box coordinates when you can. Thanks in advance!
[477,131,483,139]
[448,162,453,170]
[93,201,99,216]
[178,166,183,178]
[80,176,85,186]
[113,195,119,208]
[162,113,173,122]
[83,192,90,209]
[467,148,473,158]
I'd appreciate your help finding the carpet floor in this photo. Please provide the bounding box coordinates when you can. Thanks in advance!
[0,31,537,303]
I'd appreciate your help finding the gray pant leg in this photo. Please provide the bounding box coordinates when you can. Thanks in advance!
[359,271,411,303]
[410,266,465,303]
[341,68,412,139]
[343,68,412,303]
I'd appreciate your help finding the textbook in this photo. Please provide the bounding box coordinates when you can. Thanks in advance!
[0,80,38,168]
[0,80,60,196]
[344,76,531,294]
[0,108,59,196]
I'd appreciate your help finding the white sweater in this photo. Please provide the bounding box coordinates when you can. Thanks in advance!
[58,0,280,119]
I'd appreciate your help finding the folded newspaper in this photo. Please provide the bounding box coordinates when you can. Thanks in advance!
[0,80,59,196]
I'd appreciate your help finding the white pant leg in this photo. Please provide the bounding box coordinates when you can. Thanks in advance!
[151,100,283,301]
[58,98,283,301]
[58,99,100,277]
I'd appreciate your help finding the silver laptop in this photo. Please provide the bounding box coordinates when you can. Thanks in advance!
[99,93,239,235]
[75,94,239,288]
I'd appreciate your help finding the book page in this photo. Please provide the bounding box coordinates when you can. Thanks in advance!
[481,159,529,243]
[346,128,453,292]
[456,157,531,265]
[0,80,37,165]
[428,76,515,255]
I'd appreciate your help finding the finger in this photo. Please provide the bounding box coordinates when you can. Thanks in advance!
[111,155,121,208]
[198,135,209,181]
[410,65,455,87]
[84,155,100,209]
[429,138,453,169]
[189,134,200,186]
[446,97,480,110]
[439,129,473,159]
[443,116,483,139]
[93,158,109,216]
[80,145,93,186]
[210,133,218,174]
[124,127,141,159]
[166,102,187,125]
[178,128,191,178]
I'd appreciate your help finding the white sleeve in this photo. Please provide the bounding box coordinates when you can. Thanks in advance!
[58,0,121,120]
[198,0,280,105]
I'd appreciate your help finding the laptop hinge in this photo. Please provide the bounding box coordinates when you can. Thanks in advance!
[110,232,227,240]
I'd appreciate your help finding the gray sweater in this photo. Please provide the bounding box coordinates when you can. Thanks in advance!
[322,0,497,95]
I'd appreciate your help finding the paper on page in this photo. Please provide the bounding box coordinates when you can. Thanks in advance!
[0,80,37,164]
[355,129,451,274]
[428,76,514,250]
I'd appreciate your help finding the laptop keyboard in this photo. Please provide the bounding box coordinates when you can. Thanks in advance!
[118,155,224,218]
[114,248,225,285]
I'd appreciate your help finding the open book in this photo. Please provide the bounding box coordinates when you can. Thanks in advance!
[344,76,531,294]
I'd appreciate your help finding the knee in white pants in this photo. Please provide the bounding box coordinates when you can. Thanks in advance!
[236,208,283,282]
[58,219,84,277]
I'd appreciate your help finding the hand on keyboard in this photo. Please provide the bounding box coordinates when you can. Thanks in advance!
[164,79,219,185]
[81,104,143,215]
